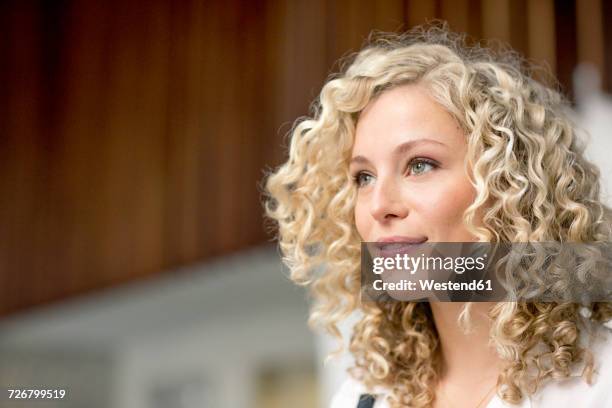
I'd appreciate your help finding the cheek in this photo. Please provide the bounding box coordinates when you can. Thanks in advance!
[415,177,476,238]
[354,201,369,239]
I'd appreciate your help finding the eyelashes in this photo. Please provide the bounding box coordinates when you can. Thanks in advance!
[352,172,374,188]
[351,158,439,188]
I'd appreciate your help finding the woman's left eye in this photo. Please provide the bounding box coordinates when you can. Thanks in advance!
[408,159,437,176]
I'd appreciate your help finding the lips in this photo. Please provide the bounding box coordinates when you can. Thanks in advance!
[374,237,428,258]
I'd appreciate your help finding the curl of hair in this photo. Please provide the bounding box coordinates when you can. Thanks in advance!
[263,22,612,407]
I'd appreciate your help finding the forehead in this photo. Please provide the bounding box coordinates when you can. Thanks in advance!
[352,83,465,153]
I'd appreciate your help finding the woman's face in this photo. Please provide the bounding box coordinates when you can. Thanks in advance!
[350,83,478,244]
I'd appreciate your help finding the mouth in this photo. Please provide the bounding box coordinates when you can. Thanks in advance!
[374,237,428,258]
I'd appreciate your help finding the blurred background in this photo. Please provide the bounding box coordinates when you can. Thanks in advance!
[1,1,611,407]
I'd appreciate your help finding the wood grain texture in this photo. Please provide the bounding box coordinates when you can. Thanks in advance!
[0,0,607,316]
[527,0,557,83]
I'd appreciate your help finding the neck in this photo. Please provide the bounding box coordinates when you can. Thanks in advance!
[429,302,503,385]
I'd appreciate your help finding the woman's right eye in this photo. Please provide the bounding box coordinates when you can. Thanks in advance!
[353,172,374,188]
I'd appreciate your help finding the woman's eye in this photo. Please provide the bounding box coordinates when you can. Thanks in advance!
[353,172,374,188]
[352,160,436,187]
[408,160,436,176]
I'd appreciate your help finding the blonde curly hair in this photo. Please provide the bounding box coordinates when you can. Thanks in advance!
[263,23,612,407]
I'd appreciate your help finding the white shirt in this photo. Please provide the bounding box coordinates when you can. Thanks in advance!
[330,325,612,407]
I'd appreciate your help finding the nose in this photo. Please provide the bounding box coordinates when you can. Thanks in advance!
[369,174,409,223]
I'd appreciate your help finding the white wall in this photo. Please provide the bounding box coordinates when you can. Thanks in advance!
[0,245,318,408]
[573,63,612,206]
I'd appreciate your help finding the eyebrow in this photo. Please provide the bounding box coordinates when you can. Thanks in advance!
[350,138,447,165]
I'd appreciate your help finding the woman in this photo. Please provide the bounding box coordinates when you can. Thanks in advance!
[263,24,612,407]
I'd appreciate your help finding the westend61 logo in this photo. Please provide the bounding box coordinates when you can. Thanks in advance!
[360,242,612,303]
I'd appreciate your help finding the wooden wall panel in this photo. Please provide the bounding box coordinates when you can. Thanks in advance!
[0,0,610,317]
[326,0,405,65]
[440,0,482,39]
[162,0,207,266]
[604,0,612,93]
[481,0,512,44]
[554,0,578,99]
[527,0,557,82]
[576,0,604,71]
[266,0,328,153]
[0,1,44,309]
[405,0,439,28]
